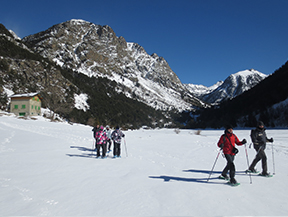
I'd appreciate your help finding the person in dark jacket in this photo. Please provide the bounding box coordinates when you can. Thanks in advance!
[247,121,273,176]
[217,125,247,184]
[92,124,100,151]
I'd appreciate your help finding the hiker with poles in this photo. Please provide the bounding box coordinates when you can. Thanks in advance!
[216,125,247,185]
[95,125,108,159]
[105,125,112,153]
[111,126,125,158]
[246,121,274,177]
[91,124,100,152]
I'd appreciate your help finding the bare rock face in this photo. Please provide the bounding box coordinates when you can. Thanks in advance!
[23,19,204,111]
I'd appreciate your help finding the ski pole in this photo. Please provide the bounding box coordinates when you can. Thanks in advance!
[244,144,252,184]
[124,138,128,157]
[271,142,275,175]
[207,148,222,182]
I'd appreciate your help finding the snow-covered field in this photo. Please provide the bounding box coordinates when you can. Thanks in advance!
[1,112,288,216]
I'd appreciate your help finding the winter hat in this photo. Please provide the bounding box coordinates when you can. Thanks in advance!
[225,124,233,130]
[116,126,119,130]
[106,125,110,129]
[257,121,264,127]
[100,125,104,130]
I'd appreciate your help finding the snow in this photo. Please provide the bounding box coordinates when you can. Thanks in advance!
[74,93,90,111]
[234,69,267,79]
[1,112,288,216]
[10,92,39,98]
[184,81,223,97]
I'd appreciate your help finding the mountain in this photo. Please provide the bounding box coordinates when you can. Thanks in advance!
[1,20,279,128]
[185,69,267,104]
[22,19,205,111]
[184,81,223,98]
[195,61,288,128]
[0,22,170,128]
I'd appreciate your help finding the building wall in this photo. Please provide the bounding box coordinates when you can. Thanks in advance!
[29,96,41,116]
[10,96,41,116]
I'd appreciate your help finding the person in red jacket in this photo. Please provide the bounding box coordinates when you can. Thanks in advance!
[217,125,247,185]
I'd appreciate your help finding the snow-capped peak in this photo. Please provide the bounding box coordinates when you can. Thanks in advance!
[187,69,268,104]
[232,69,267,80]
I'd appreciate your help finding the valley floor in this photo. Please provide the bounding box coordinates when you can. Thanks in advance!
[1,113,288,216]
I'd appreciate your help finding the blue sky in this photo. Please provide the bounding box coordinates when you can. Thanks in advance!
[1,0,288,86]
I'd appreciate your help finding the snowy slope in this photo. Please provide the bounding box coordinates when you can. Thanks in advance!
[22,19,204,111]
[1,112,288,216]
[185,69,267,104]
[202,69,267,104]
[184,81,223,98]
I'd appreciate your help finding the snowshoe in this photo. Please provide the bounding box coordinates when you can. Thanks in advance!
[227,181,240,187]
[245,169,259,174]
[227,178,240,186]
[219,175,229,180]
[258,173,273,177]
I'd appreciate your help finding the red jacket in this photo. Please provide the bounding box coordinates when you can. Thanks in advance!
[217,132,243,155]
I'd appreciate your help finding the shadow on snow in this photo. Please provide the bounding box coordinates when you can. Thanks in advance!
[149,169,249,185]
[66,145,96,158]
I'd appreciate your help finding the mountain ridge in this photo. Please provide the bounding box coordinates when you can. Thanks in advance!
[22,19,205,111]
[2,19,280,128]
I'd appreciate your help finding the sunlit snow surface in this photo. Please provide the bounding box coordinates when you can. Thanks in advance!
[1,112,288,216]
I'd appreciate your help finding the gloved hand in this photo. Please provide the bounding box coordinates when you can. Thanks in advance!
[268,138,274,143]
[241,139,247,144]
[219,143,224,149]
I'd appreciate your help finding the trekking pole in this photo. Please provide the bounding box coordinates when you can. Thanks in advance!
[124,138,128,157]
[271,142,275,175]
[91,139,95,155]
[207,148,222,182]
[244,144,252,184]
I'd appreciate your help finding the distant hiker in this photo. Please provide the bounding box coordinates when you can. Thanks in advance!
[92,125,100,139]
[95,125,108,158]
[92,124,100,150]
[111,126,125,158]
[217,125,247,185]
[246,121,274,176]
[105,125,112,153]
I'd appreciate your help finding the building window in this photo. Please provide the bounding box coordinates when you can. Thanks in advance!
[31,105,34,109]
[22,105,26,109]
[14,105,18,109]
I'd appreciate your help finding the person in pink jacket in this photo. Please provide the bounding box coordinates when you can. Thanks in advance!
[95,125,108,159]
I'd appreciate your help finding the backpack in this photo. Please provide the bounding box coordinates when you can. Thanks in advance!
[223,133,239,154]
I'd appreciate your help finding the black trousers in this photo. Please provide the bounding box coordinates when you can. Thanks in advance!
[107,139,112,151]
[113,142,121,157]
[96,143,107,157]
[249,145,267,174]
[222,154,235,179]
